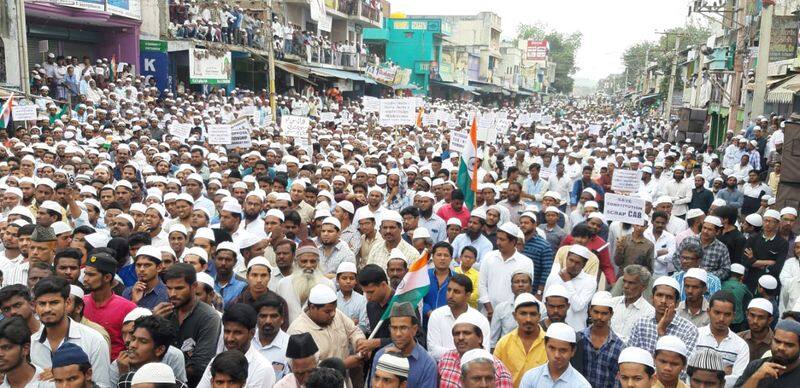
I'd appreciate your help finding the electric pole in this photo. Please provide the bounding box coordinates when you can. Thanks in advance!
[751,0,773,119]
[16,0,30,95]
[266,0,277,123]
[664,35,681,121]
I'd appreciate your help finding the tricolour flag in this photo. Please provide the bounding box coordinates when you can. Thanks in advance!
[0,94,14,128]
[379,250,430,321]
[110,56,117,82]
[456,117,479,209]
[416,107,424,128]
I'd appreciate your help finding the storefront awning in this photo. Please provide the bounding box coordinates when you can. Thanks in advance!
[468,81,503,94]
[307,66,376,84]
[767,73,800,104]
[637,93,660,103]
[275,61,312,79]
[431,80,479,94]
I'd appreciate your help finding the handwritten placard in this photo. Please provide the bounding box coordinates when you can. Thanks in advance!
[378,99,416,127]
[169,123,193,140]
[206,124,232,145]
[12,105,37,121]
[228,118,252,149]
[604,193,646,226]
[450,131,469,153]
[280,116,310,138]
[611,169,643,193]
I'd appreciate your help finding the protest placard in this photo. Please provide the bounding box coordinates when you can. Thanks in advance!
[378,99,416,126]
[206,124,231,145]
[169,123,193,139]
[611,169,643,193]
[450,131,469,153]
[604,193,646,225]
[239,106,257,117]
[320,112,336,122]
[281,116,310,138]
[228,118,252,149]
[588,123,602,136]
[531,113,543,123]
[12,105,37,121]
[422,114,438,127]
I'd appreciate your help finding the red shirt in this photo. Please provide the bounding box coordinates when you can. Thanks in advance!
[83,293,136,359]
[560,234,616,284]
[437,350,513,388]
[436,203,471,228]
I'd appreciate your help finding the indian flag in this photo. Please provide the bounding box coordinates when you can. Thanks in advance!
[456,117,479,209]
[380,250,430,321]
[0,94,13,128]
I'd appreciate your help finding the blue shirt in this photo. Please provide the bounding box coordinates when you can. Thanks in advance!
[122,281,169,310]
[371,343,437,388]
[672,270,722,301]
[451,233,494,267]
[423,269,452,319]
[118,264,137,287]
[580,327,625,388]
[522,235,554,291]
[520,363,591,388]
[215,276,247,308]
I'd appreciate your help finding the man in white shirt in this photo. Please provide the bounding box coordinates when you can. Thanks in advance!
[0,221,27,286]
[544,244,598,330]
[197,304,276,388]
[660,166,693,218]
[646,210,677,276]
[477,222,534,321]
[695,290,749,387]
[29,277,111,388]
[610,264,655,342]
[427,273,489,361]
[251,296,290,381]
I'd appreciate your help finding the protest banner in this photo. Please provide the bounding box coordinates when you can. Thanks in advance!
[604,193,646,225]
[281,116,310,138]
[12,105,37,121]
[239,106,257,117]
[378,99,416,126]
[228,118,252,149]
[320,112,336,122]
[362,96,380,113]
[169,123,193,140]
[206,124,231,145]
[422,114,437,127]
[611,169,643,193]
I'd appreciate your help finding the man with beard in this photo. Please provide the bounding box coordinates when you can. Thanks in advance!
[735,319,800,386]
[153,263,221,387]
[0,221,25,286]
[109,213,134,239]
[251,296,290,381]
[744,210,788,291]
[437,322,513,388]
[544,244,597,330]
[54,248,82,285]
[241,191,266,239]
[333,200,361,253]
[197,304,276,388]
[213,242,247,308]
[288,284,366,378]
[18,177,36,207]
[66,285,111,348]
[494,293,547,386]
[689,175,714,213]
[185,174,216,220]
[369,302,437,388]
[122,246,168,309]
[695,291,750,386]
[778,207,797,258]
[451,209,493,265]
[660,166,693,218]
[498,182,525,224]
[318,217,356,276]
[387,254,408,290]
[275,240,334,322]
[716,175,744,212]
[82,252,136,360]
[628,276,698,355]
[416,192,446,244]
[427,274,490,361]
[114,315,178,387]
[519,321,590,388]
[29,276,111,387]
[0,317,48,387]
[29,226,57,265]
[270,239,295,291]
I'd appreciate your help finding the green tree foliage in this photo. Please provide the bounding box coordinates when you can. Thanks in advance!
[516,23,583,94]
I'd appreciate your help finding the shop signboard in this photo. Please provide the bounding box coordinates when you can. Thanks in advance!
[106,0,141,20]
[189,48,232,85]
[140,40,170,93]
[526,40,548,61]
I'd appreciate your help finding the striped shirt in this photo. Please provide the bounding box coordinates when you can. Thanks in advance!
[522,235,554,291]
[695,325,750,387]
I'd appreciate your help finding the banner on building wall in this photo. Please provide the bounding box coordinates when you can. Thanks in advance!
[140,40,171,93]
[106,0,141,20]
[770,16,799,62]
[189,48,231,85]
[365,65,398,85]
[319,14,332,32]
[310,0,325,21]
[526,40,549,61]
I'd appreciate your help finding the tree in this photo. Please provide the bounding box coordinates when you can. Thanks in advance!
[516,23,583,94]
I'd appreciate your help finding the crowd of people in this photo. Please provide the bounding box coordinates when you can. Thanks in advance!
[0,49,799,388]
[167,0,376,69]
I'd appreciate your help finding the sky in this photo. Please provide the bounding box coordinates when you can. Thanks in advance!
[389,0,692,81]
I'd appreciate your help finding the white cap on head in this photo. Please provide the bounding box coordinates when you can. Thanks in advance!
[514,293,539,310]
[382,210,403,225]
[686,208,705,220]
[745,213,763,227]
[711,198,726,207]
[759,274,778,290]
[656,335,689,358]
[764,209,781,221]
[653,276,681,293]
[655,195,673,205]
[322,216,341,230]
[781,207,798,217]
[544,322,576,343]
[704,215,722,228]
[124,307,153,323]
[569,244,593,260]
[730,263,746,275]
[460,349,495,368]
[51,221,72,236]
[685,268,708,285]
[618,346,655,369]
[131,363,175,385]
[265,209,285,221]
[308,284,337,304]
[336,262,357,275]
[196,272,215,289]
[194,227,215,242]
[412,228,431,240]
[246,256,271,271]
[498,222,522,238]
[69,285,84,299]
[222,200,243,214]
[471,208,487,220]
[748,298,774,315]
[544,284,570,299]
[590,291,614,309]
[447,218,462,227]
